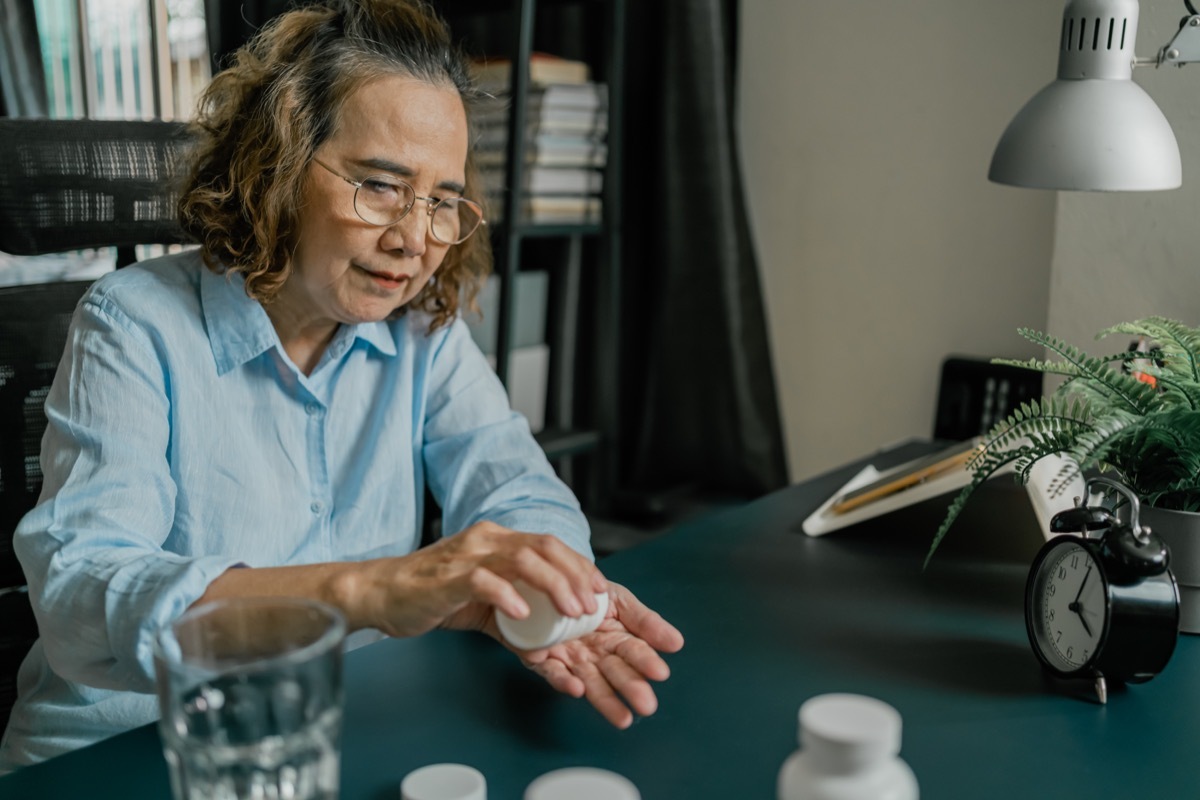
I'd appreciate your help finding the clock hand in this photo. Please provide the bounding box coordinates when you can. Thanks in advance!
[1069,564,1095,636]
[1067,598,1093,634]
[1075,605,1093,637]
[1073,564,1092,604]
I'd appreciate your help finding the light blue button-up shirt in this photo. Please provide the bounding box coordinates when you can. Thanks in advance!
[0,250,589,771]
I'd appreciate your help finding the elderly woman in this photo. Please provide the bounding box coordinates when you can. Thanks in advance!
[0,0,682,771]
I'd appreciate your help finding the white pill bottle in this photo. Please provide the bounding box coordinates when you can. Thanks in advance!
[778,693,919,800]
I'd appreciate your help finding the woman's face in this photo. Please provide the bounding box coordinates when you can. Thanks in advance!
[277,74,469,335]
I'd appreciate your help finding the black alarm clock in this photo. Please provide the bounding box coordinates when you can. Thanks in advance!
[1025,477,1180,703]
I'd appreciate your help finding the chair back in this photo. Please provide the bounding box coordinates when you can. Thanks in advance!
[0,118,195,734]
[0,280,94,734]
[0,281,94,588]
[934,356,1043,442]
[0,118,193,266]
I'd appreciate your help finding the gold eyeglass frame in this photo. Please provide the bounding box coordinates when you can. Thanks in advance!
[312,157,485,245]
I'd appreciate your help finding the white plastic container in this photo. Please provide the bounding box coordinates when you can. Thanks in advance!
[494,580,609,650]
[401,762,486,800]
[525,767,640,800]
[777,693,918,800]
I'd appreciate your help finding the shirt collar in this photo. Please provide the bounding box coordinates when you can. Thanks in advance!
[352,317,399,357]
[200,267,398,375]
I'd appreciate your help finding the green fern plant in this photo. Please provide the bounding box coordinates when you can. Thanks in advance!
[928,316,1200,567]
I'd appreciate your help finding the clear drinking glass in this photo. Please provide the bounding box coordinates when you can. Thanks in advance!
[154,597,347,800]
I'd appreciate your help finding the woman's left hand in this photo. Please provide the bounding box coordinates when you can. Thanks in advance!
[510,582,685,729]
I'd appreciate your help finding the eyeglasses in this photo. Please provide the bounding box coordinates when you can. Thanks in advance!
[312,157,485,245]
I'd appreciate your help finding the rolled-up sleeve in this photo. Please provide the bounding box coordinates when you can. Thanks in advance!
[15,294,241,694]
[420,320,592,559]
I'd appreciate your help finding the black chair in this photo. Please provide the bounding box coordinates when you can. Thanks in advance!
[0,118,193,267]
[933,356,1044,442]
[0,280,93,731]
[0,118,193,735]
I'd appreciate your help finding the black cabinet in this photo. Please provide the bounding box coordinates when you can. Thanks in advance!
[440,0,624,509]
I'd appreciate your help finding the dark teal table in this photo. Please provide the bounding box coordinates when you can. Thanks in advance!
[3,441,1197,799]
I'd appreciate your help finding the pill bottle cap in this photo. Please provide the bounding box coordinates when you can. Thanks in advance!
[525,767,640,800]
[400,762,486,800]
[798,693,903,774]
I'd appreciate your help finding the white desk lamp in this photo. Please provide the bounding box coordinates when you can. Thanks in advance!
[990,0,1200,191]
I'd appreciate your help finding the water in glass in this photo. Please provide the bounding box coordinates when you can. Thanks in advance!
[161,678,340,800]
[155,598,346,800]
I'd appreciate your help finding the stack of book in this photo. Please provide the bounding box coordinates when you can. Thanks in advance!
[472,53,607,225]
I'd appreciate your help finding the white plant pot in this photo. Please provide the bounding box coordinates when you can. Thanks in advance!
[1141,504,1200,635]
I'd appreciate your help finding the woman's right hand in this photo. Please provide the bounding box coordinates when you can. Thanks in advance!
[335,521,607,639]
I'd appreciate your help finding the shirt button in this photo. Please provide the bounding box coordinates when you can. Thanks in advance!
[305,402,321,416]
[310,501,323,514]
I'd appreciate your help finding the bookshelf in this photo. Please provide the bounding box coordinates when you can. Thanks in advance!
[440,0,624,508]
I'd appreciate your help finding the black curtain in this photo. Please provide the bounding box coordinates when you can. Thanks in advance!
[0,0,48,117]
[431,0,789,506]
[619,0,787,501]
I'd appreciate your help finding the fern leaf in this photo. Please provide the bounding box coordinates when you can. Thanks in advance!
[927,429,1084,566]
[1016,328,1160,415]
[991,356,1080,378]
[926,481,985,568]
[1100,317,1200,383]
[1139,368,1200,410]
[931,320,1200,562]
[1100,318,1200,408]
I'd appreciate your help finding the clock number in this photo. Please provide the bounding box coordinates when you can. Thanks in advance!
[1058,566,1066,580]
[1066,646,1074,660]
[1070,554,1080,569]
[1055,630,1062,643]
[1048,608,1055,622]
[1048,584,1056,597]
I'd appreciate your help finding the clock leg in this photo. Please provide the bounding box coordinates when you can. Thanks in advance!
[1094,675,1108,705]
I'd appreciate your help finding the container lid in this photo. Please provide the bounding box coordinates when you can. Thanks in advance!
[400,762,486,800]
[798,693,902,772]
[525,767,640,800]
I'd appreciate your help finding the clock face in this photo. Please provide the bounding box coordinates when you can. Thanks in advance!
[1029,541,1107,674]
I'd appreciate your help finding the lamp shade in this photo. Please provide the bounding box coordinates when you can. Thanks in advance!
[989,78,1181,191]
[988,0,1182,191]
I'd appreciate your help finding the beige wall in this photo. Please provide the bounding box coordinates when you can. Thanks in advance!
[1049,8,1200,350]
[739,1,1060,482]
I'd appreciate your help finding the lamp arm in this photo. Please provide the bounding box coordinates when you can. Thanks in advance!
[1153,14,1200,66]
